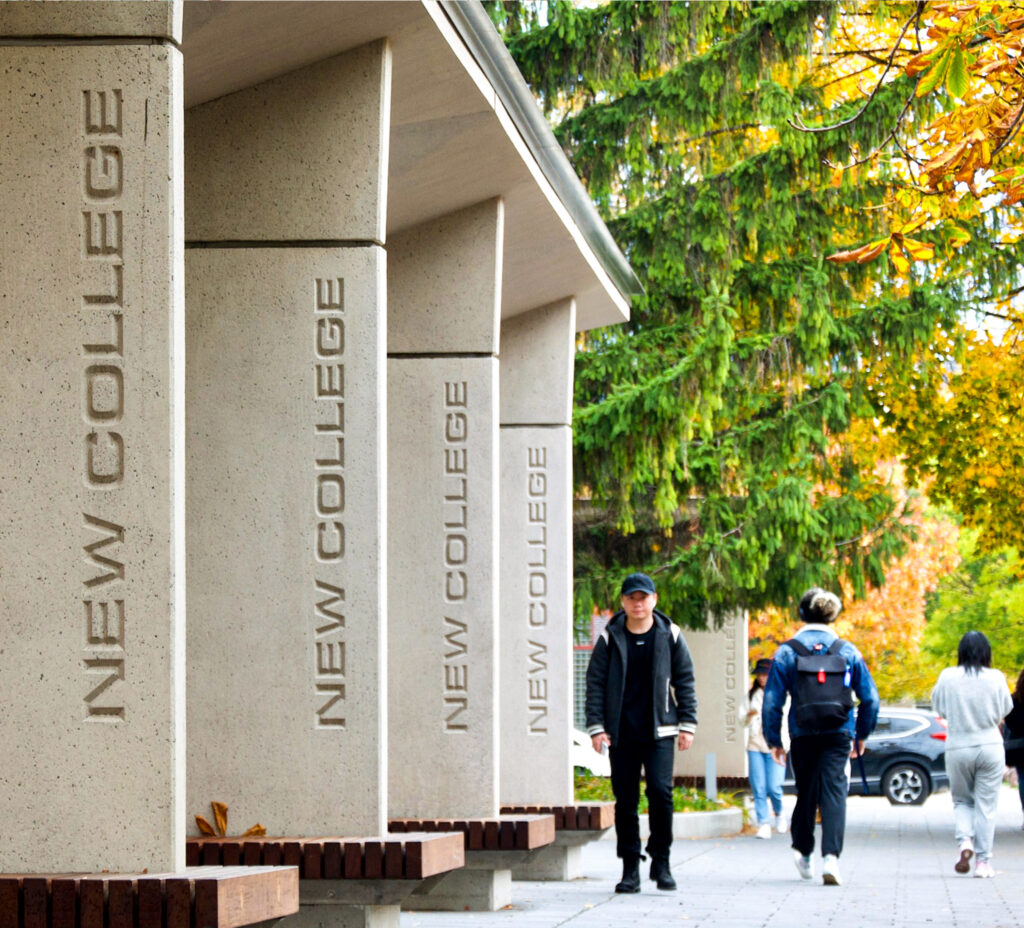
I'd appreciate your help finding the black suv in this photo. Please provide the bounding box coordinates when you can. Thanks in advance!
[782,707,949,805]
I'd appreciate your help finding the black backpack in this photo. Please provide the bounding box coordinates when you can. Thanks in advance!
[786,637,854,733]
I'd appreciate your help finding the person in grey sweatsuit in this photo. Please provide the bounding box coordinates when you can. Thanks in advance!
[931,631,1013,879]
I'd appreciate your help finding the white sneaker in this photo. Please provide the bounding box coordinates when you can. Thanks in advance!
[793,850,813,880]
[822,854,841,886]
[974,860,994,879]
[756,823,772,840]
[775,814,788,834]
[955,838,974,874]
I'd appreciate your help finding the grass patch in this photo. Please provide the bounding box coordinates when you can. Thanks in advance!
[575,771,743,813]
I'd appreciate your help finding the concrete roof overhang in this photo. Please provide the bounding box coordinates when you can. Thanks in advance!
[182,0,639,332]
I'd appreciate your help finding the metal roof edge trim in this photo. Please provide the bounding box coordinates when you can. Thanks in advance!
[439,0,644,304]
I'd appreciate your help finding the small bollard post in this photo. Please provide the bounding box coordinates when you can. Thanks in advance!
[705,752,717,800]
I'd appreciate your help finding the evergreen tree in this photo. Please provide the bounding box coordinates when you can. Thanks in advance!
[488,2,1013,628]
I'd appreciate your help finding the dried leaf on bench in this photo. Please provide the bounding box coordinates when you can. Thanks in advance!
[212,801,229,836]
[242,824,267,837]
[195,815,217,836]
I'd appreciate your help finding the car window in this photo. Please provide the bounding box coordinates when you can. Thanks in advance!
[870,718,890,736]
[888,716,921,733]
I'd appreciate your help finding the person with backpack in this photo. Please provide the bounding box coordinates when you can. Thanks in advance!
[762,588,879,887]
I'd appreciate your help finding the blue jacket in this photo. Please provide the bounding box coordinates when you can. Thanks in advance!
[762,624,879,746]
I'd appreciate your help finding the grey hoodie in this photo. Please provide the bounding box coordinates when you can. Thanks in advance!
[931,666,1012,751]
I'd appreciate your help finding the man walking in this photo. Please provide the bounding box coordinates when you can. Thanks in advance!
[762,587,879,887]
[585,573,697,893]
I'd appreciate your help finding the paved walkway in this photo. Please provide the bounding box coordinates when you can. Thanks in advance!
[403,786,1024,928]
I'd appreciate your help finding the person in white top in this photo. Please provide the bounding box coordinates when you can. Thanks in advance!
[931,631,1013,879]
[746,658,787,839]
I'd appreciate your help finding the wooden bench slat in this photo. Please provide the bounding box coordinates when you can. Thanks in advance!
[137,878,165,928]
[110,879,136,928]
[499,821,515,851]
[384,841,404,879]
[222,841,242,867]
[80,879,104,928]
[363,841,384,879]
[51,879,77,928]
[344,841,363,879]
[410,832,464,879]
[165,878,192,928]
[24,878,47,928]
[302,842,322,880]
[323,841,343,880]
[0,881,18,928]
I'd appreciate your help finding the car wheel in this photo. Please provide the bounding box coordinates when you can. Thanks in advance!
[882,763,930,805]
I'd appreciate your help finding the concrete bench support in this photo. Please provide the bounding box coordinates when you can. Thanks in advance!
[389,815,555,910]
[501,804,615,880]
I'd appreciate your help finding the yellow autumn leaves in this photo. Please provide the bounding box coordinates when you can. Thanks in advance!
[195,800,267,838]
[822,2,1024,272]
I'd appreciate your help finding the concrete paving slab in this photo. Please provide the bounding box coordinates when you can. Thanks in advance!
[402,786,1024,927]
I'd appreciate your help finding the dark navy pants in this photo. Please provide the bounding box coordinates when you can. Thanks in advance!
[610,736,676,860]
[789,731,851,858]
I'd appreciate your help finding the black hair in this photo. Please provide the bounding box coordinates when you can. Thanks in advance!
[1015,665,1024,703]
[957,630,991,675]
[748,676,763,700]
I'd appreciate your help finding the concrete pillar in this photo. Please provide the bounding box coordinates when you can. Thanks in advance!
[387,199,503,908]
[498,300,576,807]
[674,611,749,779]
[185,41,391,838]
[0,3,184,873]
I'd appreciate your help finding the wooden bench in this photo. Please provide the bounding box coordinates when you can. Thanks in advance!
[0,865,298,928]
[501,803,614,832]
[386,815,555,910]
[187,833,464,918]
[499,803,615,880]
[187,833,463,881]
[387,814,555,852]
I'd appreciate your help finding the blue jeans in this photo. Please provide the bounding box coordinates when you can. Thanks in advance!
[748,750,784,824]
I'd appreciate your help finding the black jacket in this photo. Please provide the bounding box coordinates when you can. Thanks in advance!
[585,609,698,742]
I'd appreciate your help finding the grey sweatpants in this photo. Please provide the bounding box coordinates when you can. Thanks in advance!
[946,742,1005,861]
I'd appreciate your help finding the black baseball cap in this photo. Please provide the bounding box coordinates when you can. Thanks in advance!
[620,572,656,596]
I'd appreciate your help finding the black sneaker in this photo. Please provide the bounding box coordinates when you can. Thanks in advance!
[615,856,641,893]
[650,856,677,891]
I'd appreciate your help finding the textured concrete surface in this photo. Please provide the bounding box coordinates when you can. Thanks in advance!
[675,613,749,780]
[186,246,387,837]
[387,357,500,819]
[499,300,575,427]
[0,42,183,873]
[498,300,575,808]
[185,40,391,243]
[0,0,180,39]
[388,199,503,355]
[498,426,574,807]
[402,788,1024,927]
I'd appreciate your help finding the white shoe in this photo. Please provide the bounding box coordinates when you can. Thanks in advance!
[955,838,974,874]
[756,823,772,840]
[974,860,994,879]
[822,854,841,886]
[775,814,788,834]
[793,850,813,880]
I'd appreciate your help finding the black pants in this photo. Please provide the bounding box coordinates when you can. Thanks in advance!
[610,736,675,859]
[789,731,851,858]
